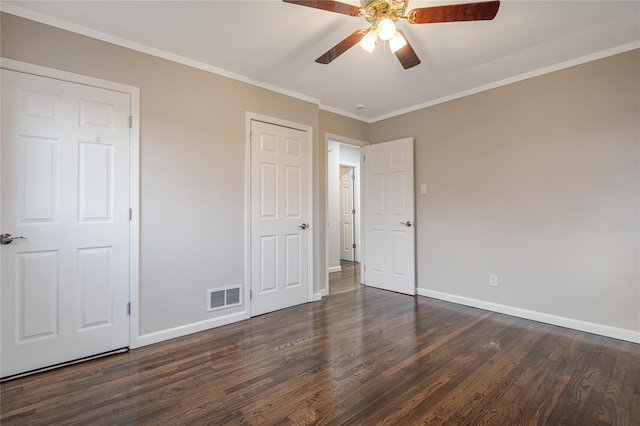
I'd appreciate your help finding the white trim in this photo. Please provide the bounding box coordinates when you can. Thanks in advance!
[0,3,320,108]
[0,58,143,350]
[245,112,314,317]
[326,133,370,148]
[313,290,326,302]
[1,58,138,96]
[128,90,141,349]
[369,41,640,123]
[319,104,369,123]
[244,117,252,320]
[417,288,640,344]
[135,311,247,348]
[328,266,342,273]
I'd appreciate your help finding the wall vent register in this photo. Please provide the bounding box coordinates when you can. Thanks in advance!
[207,286,242,311]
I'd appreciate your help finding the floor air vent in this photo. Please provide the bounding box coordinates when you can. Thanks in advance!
[207,286,242,311]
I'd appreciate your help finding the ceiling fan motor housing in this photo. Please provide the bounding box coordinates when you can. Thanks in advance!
[361,0,408,24]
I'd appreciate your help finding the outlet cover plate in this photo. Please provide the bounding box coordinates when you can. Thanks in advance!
[489,274,498,287]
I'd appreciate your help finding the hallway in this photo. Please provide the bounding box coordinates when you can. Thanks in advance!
[329,263,361,295]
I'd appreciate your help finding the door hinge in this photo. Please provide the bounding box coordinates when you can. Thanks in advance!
[352,209,356,214]
[352,173,355,180]
[129,208,132,221]
[127,302,131,315]
[352,243,356,249]
[250,289,253,299]
[364,264,366,271]
[128,116,132,128]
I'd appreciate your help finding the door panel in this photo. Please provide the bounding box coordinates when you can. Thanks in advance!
[339,166,354,261]
[78,142,113,221]
[260,236,278,292]
[285,234,301,287]
[362,138,415,295]
[1,70,131,378]
[260,163,277,217]
[20,136,58,221]
[18,250,59,340]
[250,121,309,316]
[78,247,113,328]
[285,166,301,217]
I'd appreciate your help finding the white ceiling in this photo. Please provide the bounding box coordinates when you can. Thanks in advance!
[3,0,639,121]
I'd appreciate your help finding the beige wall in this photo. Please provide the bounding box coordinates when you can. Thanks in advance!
[1,13,369,337]
[319,110,370,143]
[2,12,637,341]
[370,49,640,333]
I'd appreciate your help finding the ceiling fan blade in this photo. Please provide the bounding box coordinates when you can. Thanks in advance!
[283,0,361,16]
[408,1,500,24]
[394,30,421,69]
[316,29,368,64]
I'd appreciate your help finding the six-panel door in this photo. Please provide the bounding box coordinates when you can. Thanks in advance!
[250,120,310,316]
[362,138,416,295]
[1,70,131,378]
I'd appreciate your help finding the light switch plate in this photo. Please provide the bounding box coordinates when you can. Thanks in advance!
[420,184,427,195]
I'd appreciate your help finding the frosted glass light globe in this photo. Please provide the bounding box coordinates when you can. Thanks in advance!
[377,18,396,41]
[389,31,407,52]
[359,30,377,53]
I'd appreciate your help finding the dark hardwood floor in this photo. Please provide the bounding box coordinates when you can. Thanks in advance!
[329,263,362,295]
[2,270,639,425]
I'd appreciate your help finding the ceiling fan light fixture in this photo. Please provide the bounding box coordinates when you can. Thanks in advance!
[389,31,407,53]
[285,0,501,70]
[359,29,377,53]
[377,17,396,41]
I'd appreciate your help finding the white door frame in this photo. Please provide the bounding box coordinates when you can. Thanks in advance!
[324,133,368,293]
[0,58,142,348]
[245,112,314,318]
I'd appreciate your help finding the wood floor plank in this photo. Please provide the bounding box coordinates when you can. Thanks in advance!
[2,266,639,425]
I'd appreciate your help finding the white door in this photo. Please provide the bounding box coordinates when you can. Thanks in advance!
[1,70,131,378]
[362,138,415,295]
[250,120,310,316]
[339,166,354,261]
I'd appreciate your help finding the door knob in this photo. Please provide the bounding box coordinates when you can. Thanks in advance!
[1,233,26,245]
[299,223,309,230]
[400,221,415,227]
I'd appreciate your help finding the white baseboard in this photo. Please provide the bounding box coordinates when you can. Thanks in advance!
[328,266,342,273]
[313,289,327,301]
[417,288,640,344]
[132,310,247,349]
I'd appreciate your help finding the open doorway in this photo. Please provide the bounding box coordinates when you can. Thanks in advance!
[327,137,366,294]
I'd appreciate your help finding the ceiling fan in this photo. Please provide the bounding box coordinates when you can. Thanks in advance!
[283,0,500,69]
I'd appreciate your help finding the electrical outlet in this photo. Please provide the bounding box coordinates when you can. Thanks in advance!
[489,274,498,287]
